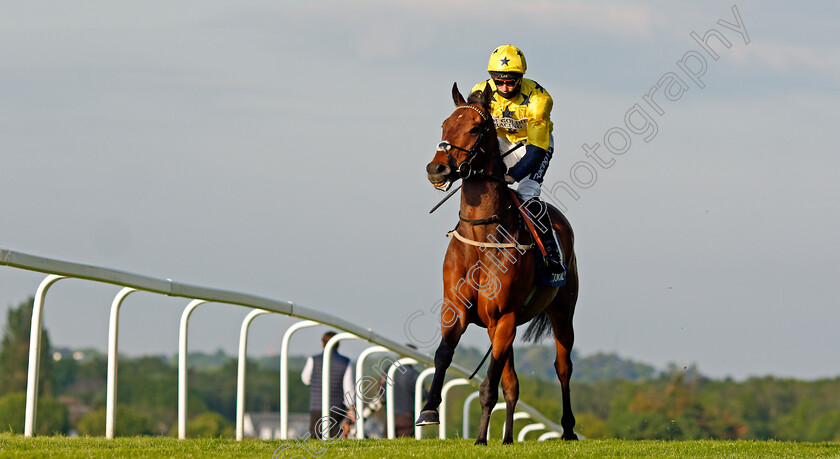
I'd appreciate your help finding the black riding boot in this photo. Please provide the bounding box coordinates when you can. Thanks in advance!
[525,198,565,275]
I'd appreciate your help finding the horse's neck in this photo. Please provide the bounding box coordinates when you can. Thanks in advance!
[459,177,511,223]
[458,140,515,240]
[461,141,508,209]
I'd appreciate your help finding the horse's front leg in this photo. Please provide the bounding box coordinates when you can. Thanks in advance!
[475,313,516,445]
[415,300,468,426]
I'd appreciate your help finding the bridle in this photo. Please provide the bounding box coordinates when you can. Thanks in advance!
[428,103,517,215]
[437,105,493,180]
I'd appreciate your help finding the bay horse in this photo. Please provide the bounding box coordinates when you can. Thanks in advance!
[415,82,579,444]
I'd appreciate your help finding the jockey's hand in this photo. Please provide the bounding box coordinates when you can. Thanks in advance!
[504,174,516,184]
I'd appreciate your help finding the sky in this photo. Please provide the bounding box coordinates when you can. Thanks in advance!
[1,0,838,381]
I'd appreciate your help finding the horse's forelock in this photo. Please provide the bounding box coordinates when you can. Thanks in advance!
[467,90,488,108]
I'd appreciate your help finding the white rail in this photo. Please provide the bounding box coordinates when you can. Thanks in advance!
[321,333,358,439]
[414,367,435,439]
[235,309,272,440]
[463,391,481,439]
[0,248,563,439]
[439,378,470,439]
[106,287,137,439]
[386,357,415,439]
[353,345,389,439]
[178,299,207,439]
[279,320,318,439]
[518,422,545,441]
[488,403,506,440]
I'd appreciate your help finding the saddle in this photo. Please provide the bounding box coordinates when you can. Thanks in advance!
[449,189,566,287]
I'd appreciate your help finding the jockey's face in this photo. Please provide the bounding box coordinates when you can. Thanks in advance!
[493,78,521,99]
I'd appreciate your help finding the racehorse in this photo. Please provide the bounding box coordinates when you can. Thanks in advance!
[415,82,579,444]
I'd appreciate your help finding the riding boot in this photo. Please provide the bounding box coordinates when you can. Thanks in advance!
[540,229,566,275]
[525,198,565,275]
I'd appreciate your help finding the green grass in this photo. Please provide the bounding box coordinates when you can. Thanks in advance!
[1,435,838,458]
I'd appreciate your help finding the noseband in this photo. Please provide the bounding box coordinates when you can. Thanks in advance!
[437,105,492,180]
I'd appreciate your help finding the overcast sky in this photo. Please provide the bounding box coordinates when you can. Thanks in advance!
[2,0,838,381]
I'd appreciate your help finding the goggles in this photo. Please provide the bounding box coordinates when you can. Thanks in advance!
[493,78,520,88]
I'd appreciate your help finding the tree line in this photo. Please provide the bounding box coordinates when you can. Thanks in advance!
[2,297,839,440]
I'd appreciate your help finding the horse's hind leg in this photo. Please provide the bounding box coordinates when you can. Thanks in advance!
[547,301,578,440]
[475,313,516,445]
[499,348,519,444]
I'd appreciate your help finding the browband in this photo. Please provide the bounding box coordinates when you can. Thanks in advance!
[456,105,488,121]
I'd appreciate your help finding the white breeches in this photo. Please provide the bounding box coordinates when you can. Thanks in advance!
[499,135,554,201]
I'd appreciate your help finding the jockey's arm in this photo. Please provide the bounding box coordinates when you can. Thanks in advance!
[506,86,553,183]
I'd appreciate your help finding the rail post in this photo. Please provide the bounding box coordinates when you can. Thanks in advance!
[24,274,66,437]
[321,333,359,439]
[354,345,389,439]
[439,378,469,439]
[462,391,480,439]
[413,367,435,439]
[517,422,545,442]
[486,403,505,440]
[279,320,318,439]
[106,287,138,439]
[385,357,415,439]
[177,299,207,439]
[236,309,272,440]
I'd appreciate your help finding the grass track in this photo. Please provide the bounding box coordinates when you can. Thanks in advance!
[1,435,839,458]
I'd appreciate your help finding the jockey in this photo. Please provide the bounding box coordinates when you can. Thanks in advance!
[471,44,564,275]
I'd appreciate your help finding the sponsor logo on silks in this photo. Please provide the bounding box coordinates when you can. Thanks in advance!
[551,272,565,283]
[493,117,526,131]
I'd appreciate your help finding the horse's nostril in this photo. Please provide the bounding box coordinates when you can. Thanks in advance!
[427,162,450,176]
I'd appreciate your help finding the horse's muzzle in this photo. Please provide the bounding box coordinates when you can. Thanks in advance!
[426,161,453,191]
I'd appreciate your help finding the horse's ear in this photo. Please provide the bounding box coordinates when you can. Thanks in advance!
[452,82,466,106]
[481,82,494,109]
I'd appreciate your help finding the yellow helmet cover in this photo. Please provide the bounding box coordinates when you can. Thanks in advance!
[487,44,527,75]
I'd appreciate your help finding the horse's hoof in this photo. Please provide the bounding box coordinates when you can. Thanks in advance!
[474,439,487,446]
[502,439,514,445]
[415,410,440,426]
[562,432,579,441]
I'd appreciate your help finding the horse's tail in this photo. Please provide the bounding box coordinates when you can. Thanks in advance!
[521,311,552,343]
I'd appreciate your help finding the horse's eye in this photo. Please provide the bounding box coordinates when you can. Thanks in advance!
[470,126,481,134]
